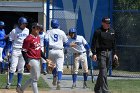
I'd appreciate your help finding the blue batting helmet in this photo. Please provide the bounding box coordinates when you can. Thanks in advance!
[51,19,59,28]
[69,28,77,39]
[18,17,28,25]
[0,21,5,26]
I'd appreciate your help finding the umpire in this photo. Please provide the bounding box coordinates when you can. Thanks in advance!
[91,17,118,93]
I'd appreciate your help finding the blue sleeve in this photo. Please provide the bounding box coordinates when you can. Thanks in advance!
[0,35,5,40]
[63,42,70,48]
[0,38,5,41]
[44,39,49,46]
[8,41,12,49]
[0,29,6,41]
[84,44,90,51]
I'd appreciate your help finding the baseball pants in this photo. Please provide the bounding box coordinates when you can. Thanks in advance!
[10,48,25,73]
[48,49,64,72]
[73,52,88,74]
[21,58,40,93]
[94,51,111,93]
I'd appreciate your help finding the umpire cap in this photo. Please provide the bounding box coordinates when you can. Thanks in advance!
[102,17,110,24]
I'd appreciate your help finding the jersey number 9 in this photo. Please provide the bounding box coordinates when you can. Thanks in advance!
[54,34,58,42]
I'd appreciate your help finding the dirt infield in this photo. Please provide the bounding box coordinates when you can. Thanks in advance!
[0,89,94,93]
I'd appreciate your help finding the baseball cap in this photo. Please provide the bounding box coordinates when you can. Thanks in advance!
[32,23,42,29]
[102,17,111,24]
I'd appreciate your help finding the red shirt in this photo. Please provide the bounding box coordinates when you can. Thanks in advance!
[22,34,41,59]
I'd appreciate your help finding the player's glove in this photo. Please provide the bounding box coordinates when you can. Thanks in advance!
[26,63,31,71]
[112,58,119,69]
[46,59,56,72]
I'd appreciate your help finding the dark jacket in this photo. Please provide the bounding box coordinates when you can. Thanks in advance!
[91,26,117,55]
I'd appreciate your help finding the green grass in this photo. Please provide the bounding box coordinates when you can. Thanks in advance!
[0,74,49,91]
[112,70,140,74]
[88,79,140,93]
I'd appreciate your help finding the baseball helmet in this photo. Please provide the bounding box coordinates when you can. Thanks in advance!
[69,28,77,39]
[0,21,5,26]
[18,17,28,25]
[51,19,59,28]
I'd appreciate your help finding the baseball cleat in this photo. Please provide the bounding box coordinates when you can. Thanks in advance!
[43,71,47,75]
[16,86,23,93]
[83,81,87,89]
[56,82,61,90]
[5,84,11,89]
[71,83,76,89]
[52,76,57,86]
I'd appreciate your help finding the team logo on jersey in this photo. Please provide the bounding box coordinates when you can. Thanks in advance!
[34,42,41,50]
[17,34,27,38]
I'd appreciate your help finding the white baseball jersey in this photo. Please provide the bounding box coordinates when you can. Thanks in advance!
[39,32,45,47]
[9,27,29,48]
[68,35,87,53]
[45,29,68,49]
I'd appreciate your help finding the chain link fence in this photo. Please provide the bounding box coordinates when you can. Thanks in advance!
[112,0,140,77]
[49,0,140,78]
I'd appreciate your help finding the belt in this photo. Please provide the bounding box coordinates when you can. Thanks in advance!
[98,48,111,51]
[74,51,86,55]
[13,47,22,49]
[49,48,63,50]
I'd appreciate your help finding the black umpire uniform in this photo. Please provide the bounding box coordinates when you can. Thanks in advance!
[91,17,118,93]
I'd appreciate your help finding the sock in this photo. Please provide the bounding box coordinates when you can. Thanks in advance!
[57,71,62,81]
[0,62,1,68]
[1,62,5,69]
[42,63,47,72]
[72,74,77,83]
[83,73,88,81]
[52,68,57,77]
[9,72,14,84]
[17,73,23,86]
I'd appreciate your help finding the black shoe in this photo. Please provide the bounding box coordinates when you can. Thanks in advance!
[52,76,57,86]
[43,71,47,75]
[16,85,23,93]
[5,84,11,89]
[56,82,61,90]
[71,83,76,89]
[83,81,87,89]
[1,69,5,74]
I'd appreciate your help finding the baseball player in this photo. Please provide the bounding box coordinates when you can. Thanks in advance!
[0,21,7,74]
[67,28,92,89]
[6,17,29,89]
[45,19,76,90]
[16,23,49,93]
[1,39,13,74]
[39,26,47,75]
